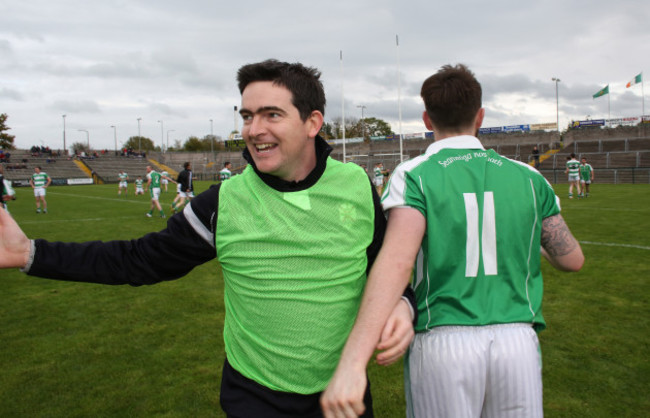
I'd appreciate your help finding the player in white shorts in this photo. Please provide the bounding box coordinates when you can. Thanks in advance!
[117,171,129,197]
[29,167,52,214]
[565,154,581,198]
[134,177,145,195]
[323,64,585,418]
[161,170,169,192]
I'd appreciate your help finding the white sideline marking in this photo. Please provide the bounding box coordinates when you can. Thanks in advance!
[19,216,146,224]
[47,191,149,204]
[580,241,650,251]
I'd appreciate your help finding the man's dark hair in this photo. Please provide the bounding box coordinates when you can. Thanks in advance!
[237,59,326,121]
[183,162,191,169]
[420,64,482,131]
[224,161,231,167]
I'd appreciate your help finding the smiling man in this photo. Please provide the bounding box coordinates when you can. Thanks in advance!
[0,59,414,417]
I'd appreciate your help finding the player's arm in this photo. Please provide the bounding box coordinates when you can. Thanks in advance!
[321,207,425,418]
[8,185,221,285]
[540,213,584,272]
[45,176,52,187]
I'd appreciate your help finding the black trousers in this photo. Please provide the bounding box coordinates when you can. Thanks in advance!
[220,359,374,418]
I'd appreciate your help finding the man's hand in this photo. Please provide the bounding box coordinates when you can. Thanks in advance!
[0,206,31,269]
[376,299,414,366]
[320,366,367,418]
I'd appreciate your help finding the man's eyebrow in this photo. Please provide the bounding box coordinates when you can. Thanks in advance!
[239,106,286,115]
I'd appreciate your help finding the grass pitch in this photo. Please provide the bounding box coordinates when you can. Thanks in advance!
[0,182,648,417]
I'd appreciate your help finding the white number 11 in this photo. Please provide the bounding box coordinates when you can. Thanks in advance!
[463,192,497,277]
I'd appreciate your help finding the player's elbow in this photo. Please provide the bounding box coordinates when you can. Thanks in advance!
[556,248,585,272]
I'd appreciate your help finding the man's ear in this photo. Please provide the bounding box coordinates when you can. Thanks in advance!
[474,108,485,130]
[422,111,434,131]
[307,111,324,138]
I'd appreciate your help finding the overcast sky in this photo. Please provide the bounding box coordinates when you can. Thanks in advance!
[2,0,648,151]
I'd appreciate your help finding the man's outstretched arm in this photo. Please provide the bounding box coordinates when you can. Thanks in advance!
[321,207,425,418]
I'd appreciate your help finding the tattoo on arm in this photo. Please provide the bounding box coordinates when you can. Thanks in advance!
[541,214,578,257]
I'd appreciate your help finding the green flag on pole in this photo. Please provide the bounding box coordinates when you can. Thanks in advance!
[593,85,609,99]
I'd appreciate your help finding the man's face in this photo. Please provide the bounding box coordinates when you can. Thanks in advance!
[34,167,40,174]
[240,81,321,182]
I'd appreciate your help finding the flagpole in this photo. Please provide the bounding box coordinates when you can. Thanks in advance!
[396,34,404,163]
[608,90,611,127]
[641,71,645,119]
[340,50,346,163]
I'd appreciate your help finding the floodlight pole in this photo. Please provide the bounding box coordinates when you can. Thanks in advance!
[137,118,142,153]
[552,77,561,132]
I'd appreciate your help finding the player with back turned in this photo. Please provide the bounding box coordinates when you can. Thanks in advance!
[322,64,584,418]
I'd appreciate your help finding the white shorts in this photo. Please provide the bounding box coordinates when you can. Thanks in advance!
[136,187,144,194]
[119,181,128,188]
[179,190,194,199]
[568,173,580,182]
[580,179,591,185]
[176,183,182,194]
[373,177,383,187]
[34,187,46,197]
[405,323,543,418]
[150,187,161,201]
[162,178,168,185]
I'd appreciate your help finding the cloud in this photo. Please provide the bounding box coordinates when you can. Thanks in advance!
[51,100,101,114]
[0,88,24,101]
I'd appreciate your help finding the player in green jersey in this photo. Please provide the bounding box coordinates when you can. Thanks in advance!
[145,166,175,218]
[323,64,585,418]
[29,167,52,213]
[566,153,581,198]
[579,157,594,197]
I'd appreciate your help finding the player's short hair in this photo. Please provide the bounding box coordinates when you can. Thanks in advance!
[420,64,482,131]
[237,59,326,121]
[183,162,191,169]
[224,161,231,167]
[570,153,576,158]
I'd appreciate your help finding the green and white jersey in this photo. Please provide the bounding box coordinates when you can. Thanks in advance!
[147,171,162,188]
[31,172,50,188]
[134,179,144,188]
[219,168,231,181]
[118,172,128,182]
[373,166,384,181]
[382,135,560,332]
[566,159,580,175]
[580,163,593,181]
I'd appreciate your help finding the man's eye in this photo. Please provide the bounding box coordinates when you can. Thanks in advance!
[268,112,281,118]
[241,114,252,122]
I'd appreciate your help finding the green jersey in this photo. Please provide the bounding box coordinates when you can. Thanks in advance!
[135,179,144,188]
[31,172,50,188]
[217,159,374,394]
[147,171,162,188]
[118,172,128,182]
[579,163,593,181]
[383,136,560,332]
